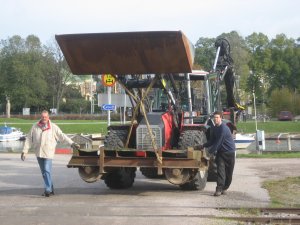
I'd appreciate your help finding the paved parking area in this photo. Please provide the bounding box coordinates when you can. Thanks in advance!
[1,153,299,225]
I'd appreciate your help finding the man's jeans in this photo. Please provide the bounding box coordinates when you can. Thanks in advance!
[37,157,53,193]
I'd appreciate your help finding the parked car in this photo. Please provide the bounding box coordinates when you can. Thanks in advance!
[278,111,293,121]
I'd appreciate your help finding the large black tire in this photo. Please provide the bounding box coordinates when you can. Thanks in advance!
[179,170,208,191]
[104,129,128,150]
[207,156,217,182]
[104,129,136,189]
[104,167,136,189]
[140,167,164,179]
[178,130,208,190]
[178,130,207,150]
[78,166,100,183]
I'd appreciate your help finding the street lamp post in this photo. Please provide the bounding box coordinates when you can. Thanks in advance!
[253,90,260,153]
[250,70,259,153]
[90,75,93,114]
[253,90,258,131]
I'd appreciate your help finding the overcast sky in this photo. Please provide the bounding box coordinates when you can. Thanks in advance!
[1,0,299,45]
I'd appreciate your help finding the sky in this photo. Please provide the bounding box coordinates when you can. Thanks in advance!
[1,0,300,45]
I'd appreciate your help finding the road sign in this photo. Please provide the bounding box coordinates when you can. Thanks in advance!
[102,104,116,111]
[102,74,116,87]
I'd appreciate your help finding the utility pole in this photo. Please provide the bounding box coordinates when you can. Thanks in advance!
[90,75,94,114]
[108,86,111,126]
[6,96,11,118]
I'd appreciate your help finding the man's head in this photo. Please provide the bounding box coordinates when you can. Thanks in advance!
[40,110,50,124]
[213,111,223,126]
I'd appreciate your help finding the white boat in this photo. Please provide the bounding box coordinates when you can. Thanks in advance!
[0,140,25,152]
[0,125,25,142]
[235,133,255,149]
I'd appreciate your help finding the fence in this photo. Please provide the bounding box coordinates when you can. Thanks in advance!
[247,133,300,152]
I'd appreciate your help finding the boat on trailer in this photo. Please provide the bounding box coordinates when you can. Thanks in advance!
[235,133,255,149]
[0,125,25,142]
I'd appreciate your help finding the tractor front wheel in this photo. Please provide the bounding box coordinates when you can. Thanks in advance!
[179,170,208,190]
[140,167,164,179]
[178,130,208,190]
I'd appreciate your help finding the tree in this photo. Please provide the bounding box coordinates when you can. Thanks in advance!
[267,34,299,92]
[269,88,300,116]
[44,39,80,112]
[245,32,271,102]
[194,37,216,71]
[0,35,49,112]
[60,84,90,113]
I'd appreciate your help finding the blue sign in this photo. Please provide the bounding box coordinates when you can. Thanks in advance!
[102,104,116,111]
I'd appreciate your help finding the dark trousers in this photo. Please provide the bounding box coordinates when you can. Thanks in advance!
[215,151,235,191]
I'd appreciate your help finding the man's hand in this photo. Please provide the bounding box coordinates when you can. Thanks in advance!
[21,152,26,161]
[71,142,80,150]
[205,150,215,158]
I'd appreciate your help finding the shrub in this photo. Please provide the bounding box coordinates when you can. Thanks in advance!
[269,88,299,117]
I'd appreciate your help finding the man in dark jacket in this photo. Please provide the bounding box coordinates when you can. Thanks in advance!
[197,111,236,196]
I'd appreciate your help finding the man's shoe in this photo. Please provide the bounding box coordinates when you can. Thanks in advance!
[42,191,54,197]
[213,190,222,196]
[42,191,51,197]
[51,186,55,195]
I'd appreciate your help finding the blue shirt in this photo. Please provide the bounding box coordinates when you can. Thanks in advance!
[203,122,236,154]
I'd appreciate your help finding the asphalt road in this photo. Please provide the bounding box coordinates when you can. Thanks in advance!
[1,153,299,225]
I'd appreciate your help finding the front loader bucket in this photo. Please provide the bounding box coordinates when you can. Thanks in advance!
[55,31,194,75]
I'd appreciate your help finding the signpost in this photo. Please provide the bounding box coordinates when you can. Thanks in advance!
[102,74,116,126]
[102,74,116,87]
[102,104,116,111]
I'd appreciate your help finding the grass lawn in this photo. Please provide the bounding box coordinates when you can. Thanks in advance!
[1,117,300,134]
[263,177,300,207]
[237,152,300,158]
[0,117,112,134]
[237,120,300,133]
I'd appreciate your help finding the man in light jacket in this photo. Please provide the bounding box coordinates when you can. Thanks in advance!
[21,110,80,197]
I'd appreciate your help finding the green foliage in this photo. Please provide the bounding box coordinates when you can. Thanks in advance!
[0,35,49,111]
[0,35,87,114]
[245,32,272,97]
[60,98,90,114]
[194,37,216,70]
[267,34,300,92]
[268,88,300,116]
